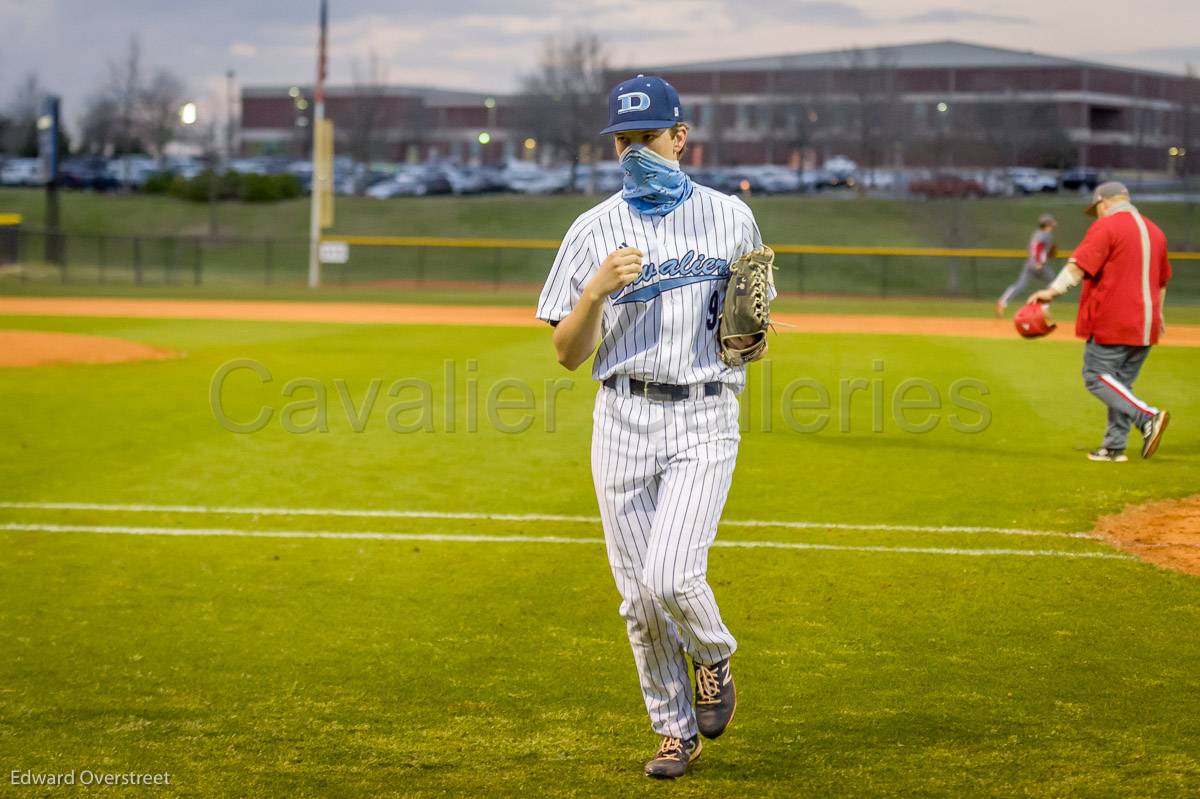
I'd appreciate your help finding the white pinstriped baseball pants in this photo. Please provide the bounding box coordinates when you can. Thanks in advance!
[591,380,739,739]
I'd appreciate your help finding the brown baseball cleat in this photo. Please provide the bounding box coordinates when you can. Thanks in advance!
[1141,410,1170,459]
[695,658,737,739]
[644,735,702,779]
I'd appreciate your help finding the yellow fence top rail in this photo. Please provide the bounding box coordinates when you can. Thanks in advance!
[332,235,560,250]
[0,213,23,226]
[322,234,1200,261]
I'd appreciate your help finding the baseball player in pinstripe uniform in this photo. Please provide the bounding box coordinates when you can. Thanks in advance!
[536,75,768,779]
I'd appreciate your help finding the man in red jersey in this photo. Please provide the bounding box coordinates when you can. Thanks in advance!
[1028,181,1172,462]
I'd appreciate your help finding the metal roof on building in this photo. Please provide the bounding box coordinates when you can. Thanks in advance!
[638,39,1172,76]
[242,85,515,107]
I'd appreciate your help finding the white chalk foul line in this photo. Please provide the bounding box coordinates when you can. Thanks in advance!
[0,523,1131,560]
[0,502,1098,540]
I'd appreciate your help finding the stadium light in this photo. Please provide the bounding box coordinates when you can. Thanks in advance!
[1168,146,1180,157]
[288,86,301,98]
[484,97,496,109]
[937,102,949,113]
[478,132,492,145]
[296,98,309,111]
[524,137,537,151]
[180,102,198,126]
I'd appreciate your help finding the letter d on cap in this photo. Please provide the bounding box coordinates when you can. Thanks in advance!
[617,92,651,114]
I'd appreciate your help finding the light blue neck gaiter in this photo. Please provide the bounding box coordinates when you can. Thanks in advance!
[620,144,693,217]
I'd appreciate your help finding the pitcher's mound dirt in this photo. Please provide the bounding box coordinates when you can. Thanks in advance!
[0,330,175,367]
[1095,496,1200,576]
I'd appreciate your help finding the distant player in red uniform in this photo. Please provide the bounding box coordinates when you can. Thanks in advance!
[996,213,1057,316]
[1028,182,1171,461]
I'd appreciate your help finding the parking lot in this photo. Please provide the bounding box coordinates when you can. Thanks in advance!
[6,152,1192,201]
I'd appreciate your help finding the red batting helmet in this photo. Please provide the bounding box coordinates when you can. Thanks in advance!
[1014,302,1057,338]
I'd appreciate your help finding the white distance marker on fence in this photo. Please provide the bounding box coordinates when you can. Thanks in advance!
[318,241,349,264]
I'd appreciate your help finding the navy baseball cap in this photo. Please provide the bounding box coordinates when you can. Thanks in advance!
[599,74,683,135]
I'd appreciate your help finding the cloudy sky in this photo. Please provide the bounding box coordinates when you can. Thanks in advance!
[2,0,1198,132]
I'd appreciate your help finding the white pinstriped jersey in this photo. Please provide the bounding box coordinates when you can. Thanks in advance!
[536,185,765,391]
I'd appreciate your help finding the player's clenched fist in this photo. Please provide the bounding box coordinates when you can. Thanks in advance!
[586,247,644,299]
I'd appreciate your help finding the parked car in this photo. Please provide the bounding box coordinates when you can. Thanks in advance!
[690,167,755,194]
[229,157,272,176]
[820,155,858,188]
[1060,167,1102,192]
[573,161,625,194]
[824,155,857,176]
[713,167,758,194]
[909,174,986,199]
[858,169,898,192]
[59,158,120,191]
[443,164,489,195]
[503,161,571,194]
[1007,167,1058,194]
[165,156,205,180]
[685,167,719,190]
[0,158,43,186]
[738,165,804,194]
[107,155,158,188]
[797,168,822,192]
[414,165,454,195]
[365,168,430,198]
[476,163,512,192]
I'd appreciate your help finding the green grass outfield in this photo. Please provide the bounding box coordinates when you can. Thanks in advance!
[4,188,1198,301]
[1,312,1199,797]
[3,188,1199,249]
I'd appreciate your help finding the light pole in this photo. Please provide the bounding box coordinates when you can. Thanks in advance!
[180,102,219,239]
[936,101,951,169]
[225,70,236,160]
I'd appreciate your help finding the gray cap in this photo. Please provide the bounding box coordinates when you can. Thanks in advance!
[1085,181,1129,217]
[1038,213,1057,226]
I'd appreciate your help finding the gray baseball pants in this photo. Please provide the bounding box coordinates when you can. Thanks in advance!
[1082,340,1159,451]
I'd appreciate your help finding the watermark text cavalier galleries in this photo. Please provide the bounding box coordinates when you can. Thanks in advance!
[11,769,171,786]
[208,358,990,435]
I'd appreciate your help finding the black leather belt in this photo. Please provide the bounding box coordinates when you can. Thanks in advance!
[603,376,723,402]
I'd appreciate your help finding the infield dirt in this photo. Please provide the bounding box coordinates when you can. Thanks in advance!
[2,297,1200,346]
[1096,496,1200,577]
[0,330,176,367]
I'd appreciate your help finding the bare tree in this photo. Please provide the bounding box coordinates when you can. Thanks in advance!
[139,68,186,161]
[1182,64,1199,249]
[77,37,187,159]
[107,35,144,154]
[78,93,120,154]
[4,72,43,156]
[519,31,609,189]
[842,48,902,190]
[348,51,388,188]
[1182,65,1198,185]
[1025,103,1074,169]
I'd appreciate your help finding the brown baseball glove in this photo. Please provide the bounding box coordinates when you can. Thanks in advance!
[718,246,775,367]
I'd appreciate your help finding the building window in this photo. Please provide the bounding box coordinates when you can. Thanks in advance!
[736,105,750,130]
[911,103,928,132]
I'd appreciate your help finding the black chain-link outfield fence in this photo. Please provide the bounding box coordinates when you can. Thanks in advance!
[2,227,1198,303]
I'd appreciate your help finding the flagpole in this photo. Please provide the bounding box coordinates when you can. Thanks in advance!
[307,0,328,288]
